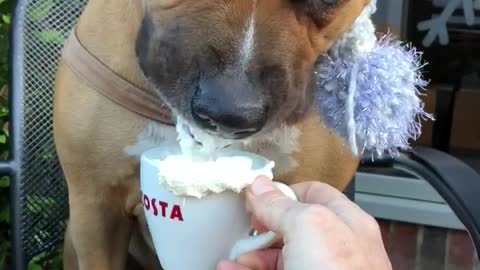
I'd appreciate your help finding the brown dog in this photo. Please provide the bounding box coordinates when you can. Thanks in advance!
[53,0,368,269]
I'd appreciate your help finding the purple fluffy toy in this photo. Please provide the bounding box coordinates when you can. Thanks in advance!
[315,0,434,159]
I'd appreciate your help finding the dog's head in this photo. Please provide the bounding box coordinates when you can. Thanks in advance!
[136,0,368,141]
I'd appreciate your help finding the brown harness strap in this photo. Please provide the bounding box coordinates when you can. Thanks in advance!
[61,30,174,126]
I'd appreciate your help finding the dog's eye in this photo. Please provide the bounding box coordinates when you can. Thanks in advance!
[316,0,339,6]
[294,0,341,26]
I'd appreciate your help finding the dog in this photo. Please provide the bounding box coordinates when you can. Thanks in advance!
[53,0,369,269]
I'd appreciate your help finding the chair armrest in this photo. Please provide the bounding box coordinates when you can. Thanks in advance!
[393,146,480,259]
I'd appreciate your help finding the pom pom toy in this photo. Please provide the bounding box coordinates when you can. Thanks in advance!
[315,0,434,158]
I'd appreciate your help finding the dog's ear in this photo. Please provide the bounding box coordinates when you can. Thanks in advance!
[309,0,371,49]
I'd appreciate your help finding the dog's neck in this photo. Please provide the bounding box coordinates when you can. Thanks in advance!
[76,0,147,91]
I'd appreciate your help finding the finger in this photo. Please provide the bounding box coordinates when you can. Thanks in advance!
[217,260,253,270]
[289,181,348,205]
[248,178,379,240]
[245,176,302,234]
[237,249,283,270]
[290,181,381,239]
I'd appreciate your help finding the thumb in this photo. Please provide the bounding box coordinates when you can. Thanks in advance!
[246,176,300,235]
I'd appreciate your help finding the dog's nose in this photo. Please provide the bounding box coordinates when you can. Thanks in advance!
[191,79,268,139]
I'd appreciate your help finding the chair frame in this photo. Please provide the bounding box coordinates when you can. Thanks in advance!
[361,147,480,259]
[6,0,28,269]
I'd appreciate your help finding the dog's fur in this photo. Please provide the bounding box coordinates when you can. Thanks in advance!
[53,0,368,269]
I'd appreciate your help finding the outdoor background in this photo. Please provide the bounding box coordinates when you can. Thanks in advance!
[0,0,14,269]
[0,0,63,269]
[0,1,479,270]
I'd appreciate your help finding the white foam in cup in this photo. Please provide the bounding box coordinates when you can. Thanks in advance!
[140,144,297,270]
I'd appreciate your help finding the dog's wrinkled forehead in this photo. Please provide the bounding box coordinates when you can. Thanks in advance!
[143,0,369,63]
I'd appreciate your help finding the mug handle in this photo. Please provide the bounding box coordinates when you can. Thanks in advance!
[228,181,298,261]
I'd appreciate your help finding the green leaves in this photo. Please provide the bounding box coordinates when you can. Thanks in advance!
[27,1,67,46]
[0,0,10,268]
[27,196,56,214]
[0,0,11,268]
[1,14,9,24]
[36,30,65,46]
[0,176,8,269]
[0,105,8,160]
[26,0,54,22]
[28,262,43,270]
[0,240,10,270]
[0,205,8,223]
[28,245,64,270]
[0,177,8,188]
[0,107,7,118]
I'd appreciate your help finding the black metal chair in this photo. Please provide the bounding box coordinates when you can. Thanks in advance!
[359,147,480,258]
[7,0,480,269]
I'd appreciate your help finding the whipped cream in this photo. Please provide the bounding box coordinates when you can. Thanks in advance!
[154,117,273,198]
[157,155,274,198]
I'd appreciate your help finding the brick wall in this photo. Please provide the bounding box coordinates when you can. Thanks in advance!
[378,219,479,270]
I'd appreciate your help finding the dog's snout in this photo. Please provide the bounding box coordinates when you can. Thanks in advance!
[191,78,268,139]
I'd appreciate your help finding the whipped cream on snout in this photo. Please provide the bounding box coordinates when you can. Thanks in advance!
[176,116,237,157]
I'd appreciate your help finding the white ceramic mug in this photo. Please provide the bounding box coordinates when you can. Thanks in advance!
[140,145,297,270]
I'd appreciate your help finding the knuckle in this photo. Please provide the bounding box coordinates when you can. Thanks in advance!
[363,215,381,236]
[265,194,286,206]
[259,193,300,231]
[297,205,334,227]
[261,193,295,213]
[263,193,291,210]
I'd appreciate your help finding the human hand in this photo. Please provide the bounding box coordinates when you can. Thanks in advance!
[217,176,392,270]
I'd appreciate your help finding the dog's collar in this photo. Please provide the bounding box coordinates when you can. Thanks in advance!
[61,29,174,126]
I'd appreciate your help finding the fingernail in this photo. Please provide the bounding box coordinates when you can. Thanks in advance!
[251,176,276,195]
